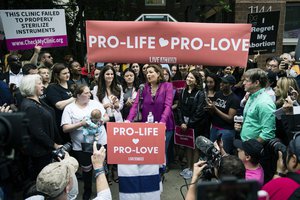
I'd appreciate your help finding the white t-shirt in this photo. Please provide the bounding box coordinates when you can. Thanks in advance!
[92,85,124,122]
[93,189,112,200]
[61,100,107,151]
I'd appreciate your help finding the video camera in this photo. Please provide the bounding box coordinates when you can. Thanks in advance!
[0,112,30,189]
[0,112,30,152]
[52,142,72,161]
[195,136,222,180]
[197,176,259,200]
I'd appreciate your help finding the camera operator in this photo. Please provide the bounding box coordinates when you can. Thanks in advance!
[26,142,111,200]
[261,133,300,199]
[185,155,245,200]
[26,152,79,200]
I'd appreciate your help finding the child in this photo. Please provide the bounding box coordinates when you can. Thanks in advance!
[82,109,104,143]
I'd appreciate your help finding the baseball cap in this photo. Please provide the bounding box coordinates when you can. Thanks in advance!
[289,132,300,160]
[36,156,78,198]
[234,139,264,160]
[220,74,236,85]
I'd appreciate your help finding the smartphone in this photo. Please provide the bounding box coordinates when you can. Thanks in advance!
[288,86,294,96]
[203,90,209,103]
[217,133,223,142]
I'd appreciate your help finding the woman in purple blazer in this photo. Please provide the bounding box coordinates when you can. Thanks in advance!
[126,64,175,155]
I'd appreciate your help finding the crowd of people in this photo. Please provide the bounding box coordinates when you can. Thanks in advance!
[0,46,300,200]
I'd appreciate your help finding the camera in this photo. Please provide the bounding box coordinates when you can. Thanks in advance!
[280,61,289,70]
[197,177,259,200]
[0,112,30,150]
[266,138,287,178]
[267,138,287,167]
[52,142,72,161]
[234,115,243,123]
[196,136,222,180]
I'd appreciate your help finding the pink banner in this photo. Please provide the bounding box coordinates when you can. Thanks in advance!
[174,126,195,149]
[86,21,251,67]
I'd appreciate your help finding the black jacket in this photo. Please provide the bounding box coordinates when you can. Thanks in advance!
[177,88,206,129]
[20,98,61,157]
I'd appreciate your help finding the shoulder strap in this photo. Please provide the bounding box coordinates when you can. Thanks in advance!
[181,88,185,100]
[286,172,300,184]
[289,187,300,200]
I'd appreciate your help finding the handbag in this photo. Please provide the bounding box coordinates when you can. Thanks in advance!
[174,125,195,149]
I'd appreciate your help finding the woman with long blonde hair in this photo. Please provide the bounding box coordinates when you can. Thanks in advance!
[274,77,300,108]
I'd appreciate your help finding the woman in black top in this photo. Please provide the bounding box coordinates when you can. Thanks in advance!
[20,74,62,180]
[45,63,75,143]
[121,68,139,119]
[177,70,206,179]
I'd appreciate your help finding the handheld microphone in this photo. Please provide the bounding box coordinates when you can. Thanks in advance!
[139,84,145,100]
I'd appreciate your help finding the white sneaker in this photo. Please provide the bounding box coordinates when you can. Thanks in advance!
[180,168,190,176]
[183,169,193,179]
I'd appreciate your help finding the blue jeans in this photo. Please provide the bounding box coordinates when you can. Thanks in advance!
[210,127,235,154]
[165,130,174,164]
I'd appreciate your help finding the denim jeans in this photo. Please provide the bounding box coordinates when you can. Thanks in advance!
[165,130,174,164]
[210,127,235,154]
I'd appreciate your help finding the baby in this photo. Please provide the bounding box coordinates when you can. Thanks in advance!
[82,109,104,143]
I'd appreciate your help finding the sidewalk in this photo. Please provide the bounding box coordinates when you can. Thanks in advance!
[78,165,188,200]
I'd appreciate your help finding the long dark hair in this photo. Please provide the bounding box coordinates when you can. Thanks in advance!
[205,72,220,92]
[130,63,146,84]
[172,65,183,80]
[185,69,203,91]
[50,63,68,84]
[122,68,139,92]
[96,65,121,102]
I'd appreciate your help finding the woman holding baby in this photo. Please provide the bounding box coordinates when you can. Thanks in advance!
[61,84,109,200]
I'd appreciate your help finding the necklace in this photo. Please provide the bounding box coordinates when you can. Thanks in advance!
[151,85,158,97]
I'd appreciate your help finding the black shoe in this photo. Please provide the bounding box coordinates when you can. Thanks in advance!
[83,190,91,200]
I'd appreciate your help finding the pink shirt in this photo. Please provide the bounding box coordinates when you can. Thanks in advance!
[246,165,264,187]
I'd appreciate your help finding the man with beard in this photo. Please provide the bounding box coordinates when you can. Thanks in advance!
[38,51,54,69]
[1,54,23,87]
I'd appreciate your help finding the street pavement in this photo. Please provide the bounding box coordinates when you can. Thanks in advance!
[78,165,189,200]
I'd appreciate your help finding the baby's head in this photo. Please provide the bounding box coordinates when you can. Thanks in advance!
[90,109,102,123]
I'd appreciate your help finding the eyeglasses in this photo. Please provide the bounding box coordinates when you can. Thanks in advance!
[10,57,20,62]
[266,64,278,68]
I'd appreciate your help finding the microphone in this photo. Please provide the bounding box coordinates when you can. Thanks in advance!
[139,84,145,99]
[196,136,215,155]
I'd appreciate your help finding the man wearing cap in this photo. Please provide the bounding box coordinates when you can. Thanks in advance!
[206,74,240,154]
[34,153,79,200]
[234,139,264,186]
[261,133,300,199]
[34,143,111,200]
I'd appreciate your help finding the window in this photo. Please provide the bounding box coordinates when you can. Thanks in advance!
[284,3,300,39]
[145,0,166,6]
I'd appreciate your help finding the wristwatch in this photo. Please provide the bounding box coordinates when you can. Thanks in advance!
[274,171,286,177]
